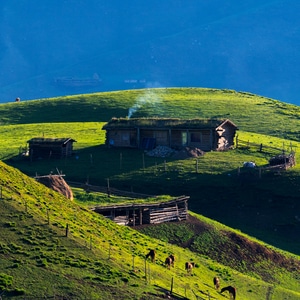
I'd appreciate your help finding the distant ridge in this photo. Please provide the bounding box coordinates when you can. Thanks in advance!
[54,73,101,88]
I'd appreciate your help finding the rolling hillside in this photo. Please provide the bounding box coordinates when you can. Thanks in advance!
[0,87,300,298]
[0,161,300,299]
[1,88,300,255]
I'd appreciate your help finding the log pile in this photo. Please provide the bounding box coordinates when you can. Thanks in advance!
[113,215,129,226]
[144,204,187,224]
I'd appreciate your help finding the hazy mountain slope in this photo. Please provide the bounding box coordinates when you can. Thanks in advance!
[0,1,300,105]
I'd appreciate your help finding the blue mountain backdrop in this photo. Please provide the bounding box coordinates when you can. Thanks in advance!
[1,0,299,105]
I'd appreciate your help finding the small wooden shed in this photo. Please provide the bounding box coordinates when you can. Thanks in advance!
[92,196,189,226]
[102,118,238,151]
[27,137,76,160]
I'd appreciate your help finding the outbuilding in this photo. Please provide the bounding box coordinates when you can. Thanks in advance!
[102,117,238,151]
[92,196,189,226]
[27,137,76,160]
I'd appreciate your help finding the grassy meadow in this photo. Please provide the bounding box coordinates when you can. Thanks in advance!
[0,161,299,299]
[0,88,300,298]
[1,89,300,253]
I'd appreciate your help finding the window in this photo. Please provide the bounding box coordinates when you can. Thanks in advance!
[181,132,187,146]
[122,133,129,141]
[190,132,201,143]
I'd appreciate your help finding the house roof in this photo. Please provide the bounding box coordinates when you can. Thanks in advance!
[102,117,238,130]
[91,195,189,211]
[27,137,76,145]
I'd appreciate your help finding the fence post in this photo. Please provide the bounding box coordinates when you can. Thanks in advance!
[65,224,69,237]
[170,277,174,294]
[107,178,110,197]
[259,143,263,152]
[148,262,151,285]
[259,168,262,179]
[47,209,50,225]
[132,253,135,271]
[108,243,112,260]
[144,259,147,283]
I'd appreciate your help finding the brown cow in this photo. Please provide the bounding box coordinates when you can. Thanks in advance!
[165,254,175,269]
[185,262,195,274]
[220,286,236,300]
[213,276,220,290]
[145,249,156,263]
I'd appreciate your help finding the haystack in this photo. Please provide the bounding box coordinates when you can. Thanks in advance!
[36,175,73,200]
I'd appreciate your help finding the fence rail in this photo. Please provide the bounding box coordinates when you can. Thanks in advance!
[68,181,155,199]
[235,137,296,155]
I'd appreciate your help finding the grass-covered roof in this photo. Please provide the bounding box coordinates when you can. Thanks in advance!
[27,137,76,145]
[102,117,236,130]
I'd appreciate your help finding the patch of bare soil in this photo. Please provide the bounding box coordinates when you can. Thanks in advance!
[172,147,205,160]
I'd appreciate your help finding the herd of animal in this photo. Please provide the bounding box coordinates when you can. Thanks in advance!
[146,249,237,299]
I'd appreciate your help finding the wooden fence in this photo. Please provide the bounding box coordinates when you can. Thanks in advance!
[235,136,296,155]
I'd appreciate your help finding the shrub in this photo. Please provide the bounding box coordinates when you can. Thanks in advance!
[121,277,129,283]
[0,273,13,289]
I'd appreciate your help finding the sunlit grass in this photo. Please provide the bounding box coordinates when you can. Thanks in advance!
[1,87,300,298]
[0,161,299,299]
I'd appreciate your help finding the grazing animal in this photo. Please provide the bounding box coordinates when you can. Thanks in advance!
[220,286,236,300]
[145,249,156,263]
[185,262,195,274]
[165,254,175,269]
[213,276,220,290]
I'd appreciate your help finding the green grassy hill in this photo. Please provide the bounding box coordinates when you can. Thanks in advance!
[1,88,300,254]
[1,87,300,298]
[0,160,299,299]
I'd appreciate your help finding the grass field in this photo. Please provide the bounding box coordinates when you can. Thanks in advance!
[0,87,300,298]
[0,161,299,299]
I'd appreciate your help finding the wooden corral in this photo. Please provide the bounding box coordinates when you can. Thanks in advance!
[102,118,238,151]
[269,152,296,168]
[27,137,76,160]
[91,196,189,226]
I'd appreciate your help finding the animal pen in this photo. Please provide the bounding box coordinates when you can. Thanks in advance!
[92,196,189,226]
[236,136,296,176]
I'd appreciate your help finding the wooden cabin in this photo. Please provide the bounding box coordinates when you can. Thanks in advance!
[92,196,189,226]
[27,137,76,160]
[102,118,238,151]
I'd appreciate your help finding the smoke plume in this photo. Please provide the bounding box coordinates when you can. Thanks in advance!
[128,87,163,118]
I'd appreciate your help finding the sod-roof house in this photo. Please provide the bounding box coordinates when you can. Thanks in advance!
[102,118,238,151]
[27,137,76,160]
